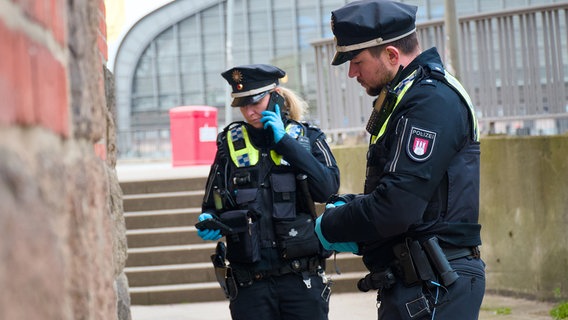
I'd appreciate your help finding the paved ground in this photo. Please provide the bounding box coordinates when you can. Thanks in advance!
[130,291,556,320]
[116,159,211,182]
[118,160,557,319]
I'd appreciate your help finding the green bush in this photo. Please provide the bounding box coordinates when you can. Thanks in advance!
[550,301,568,320]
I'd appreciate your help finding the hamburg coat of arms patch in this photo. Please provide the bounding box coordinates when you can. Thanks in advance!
[407,126,436,162]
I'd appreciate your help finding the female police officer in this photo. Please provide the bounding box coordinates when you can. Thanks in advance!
[315,1,485,319]
[197,64,339,320]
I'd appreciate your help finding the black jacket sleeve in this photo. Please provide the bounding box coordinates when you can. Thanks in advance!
[274,125,340,202]
[321,78,471,242]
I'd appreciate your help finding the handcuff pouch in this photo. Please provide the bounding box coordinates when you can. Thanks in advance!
[220,210,260,263]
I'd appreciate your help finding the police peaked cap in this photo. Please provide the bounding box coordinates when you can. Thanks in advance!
[330,0,418,66]
[221,64,286,107]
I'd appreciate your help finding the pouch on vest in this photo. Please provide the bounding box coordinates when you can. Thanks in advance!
[274,215,320,260]
[270,173,296,220]
[235,188,257,206]
[220,210,261,264]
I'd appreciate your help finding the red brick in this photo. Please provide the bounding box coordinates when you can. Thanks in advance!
[0,21,18,124]
[31,46,69,137]
[14,33,36,125]
[94,141,107,160]
[98,1,107,61]
[50,0,67,45]
[97,32,108,62]
[0,21,38,125]
[15,0,66,45]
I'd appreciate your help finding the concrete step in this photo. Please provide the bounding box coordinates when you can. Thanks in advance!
[123,190,204,212]
[120,177,208,195]
[129,272,367,305]
[126,226,204,248]
[129,282,226,305]
[126,243,216,267]
[126,253,366,287]
[125,208,201,230]
[126,263,217,287]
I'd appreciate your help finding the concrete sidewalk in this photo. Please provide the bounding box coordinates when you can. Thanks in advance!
[130,292,556,320]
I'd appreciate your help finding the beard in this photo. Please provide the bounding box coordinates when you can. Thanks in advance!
[364,65,396,97]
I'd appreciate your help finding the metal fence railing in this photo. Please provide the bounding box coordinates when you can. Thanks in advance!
[312,3,568,141]
[117,129,171,159]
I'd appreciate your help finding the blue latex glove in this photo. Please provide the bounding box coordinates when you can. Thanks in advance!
[261,104,286,143]
[315,214,358,253]
[197,213,222,241]
[325,200,346,209]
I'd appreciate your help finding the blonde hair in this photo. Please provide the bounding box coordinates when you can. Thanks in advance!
[276,86,308,121]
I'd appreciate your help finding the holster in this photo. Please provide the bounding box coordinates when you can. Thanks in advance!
[211,242,238,300]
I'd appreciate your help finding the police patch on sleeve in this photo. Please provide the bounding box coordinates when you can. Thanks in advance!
[407,126,436,162]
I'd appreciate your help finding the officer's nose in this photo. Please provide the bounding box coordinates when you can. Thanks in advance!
[348,62,359,78]
[242,105,256,116]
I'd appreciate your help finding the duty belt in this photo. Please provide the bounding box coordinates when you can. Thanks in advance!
[232,256,322,287]
[362,238,481,292]
[443,246,480,261]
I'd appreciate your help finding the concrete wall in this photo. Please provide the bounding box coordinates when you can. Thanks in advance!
[0,1,130,319]
[330,135,568,301]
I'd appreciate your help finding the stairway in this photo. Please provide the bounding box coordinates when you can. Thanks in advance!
[122,174,368,305]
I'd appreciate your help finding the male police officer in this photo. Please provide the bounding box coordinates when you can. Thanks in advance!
[198,64,339,320]
[315,1,486,319]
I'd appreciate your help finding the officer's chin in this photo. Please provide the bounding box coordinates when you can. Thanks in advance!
[248,120,264,129]
[366,86,382,97]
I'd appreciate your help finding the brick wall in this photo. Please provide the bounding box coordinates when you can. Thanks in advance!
[0,0,129,319]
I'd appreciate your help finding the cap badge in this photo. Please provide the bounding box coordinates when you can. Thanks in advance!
[232,70,244,90]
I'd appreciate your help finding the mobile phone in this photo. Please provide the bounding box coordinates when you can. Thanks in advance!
[195,218,233,236]
[267,91,286,116]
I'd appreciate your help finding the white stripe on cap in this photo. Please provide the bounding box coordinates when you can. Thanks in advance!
[231,84,277,98]
[335,28,416,53]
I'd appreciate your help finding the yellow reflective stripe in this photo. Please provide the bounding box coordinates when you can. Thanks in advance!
[227,125,259,167]
[375,79,415,141]
[444,73,480,141]
[371,76,416,144]
[228,123,304,167]
[270,150,283,164]
[371,70,479,144]
[270,123,303,165]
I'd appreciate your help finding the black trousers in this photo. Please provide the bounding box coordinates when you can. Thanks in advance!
[229,272,329,320]
[377,257,486,320]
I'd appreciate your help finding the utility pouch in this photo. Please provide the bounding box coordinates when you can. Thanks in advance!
[270,173,296,220]
[235,188,257,206]
[274,215,320,259]
[219,210,260,264]
[422,237,459,286]
[393,241,420,287]
[408,240,436,288]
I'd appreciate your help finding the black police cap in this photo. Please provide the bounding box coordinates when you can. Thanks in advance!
[221,64,286,107]
[330,0,417,66]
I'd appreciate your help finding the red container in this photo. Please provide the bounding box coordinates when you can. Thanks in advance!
[169,106,218,166]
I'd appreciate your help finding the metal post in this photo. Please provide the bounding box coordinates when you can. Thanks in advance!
[225,0,234,126]
[444,0,460,79]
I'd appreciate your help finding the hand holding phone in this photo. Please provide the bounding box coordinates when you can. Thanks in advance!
[195,218,233,236]
[267,91,286,116]
[261,92,287,143]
